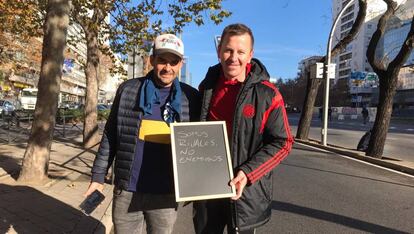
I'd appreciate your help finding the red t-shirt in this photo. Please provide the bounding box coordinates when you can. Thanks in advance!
[208,64,252,136]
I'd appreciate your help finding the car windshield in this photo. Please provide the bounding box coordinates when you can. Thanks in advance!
[22,91,38,97]
[97,104,108,110]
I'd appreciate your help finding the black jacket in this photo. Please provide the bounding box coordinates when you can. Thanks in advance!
[198,58,293,230]
[91,72,200,189]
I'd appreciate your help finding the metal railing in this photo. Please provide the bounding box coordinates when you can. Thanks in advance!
[0,109,106,144]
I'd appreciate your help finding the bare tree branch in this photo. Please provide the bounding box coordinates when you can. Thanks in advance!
[389,14,414,68]
[332,0,367,57]
[366,0,398,73]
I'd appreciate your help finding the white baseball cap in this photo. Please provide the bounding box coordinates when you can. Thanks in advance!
[153,34,184,59]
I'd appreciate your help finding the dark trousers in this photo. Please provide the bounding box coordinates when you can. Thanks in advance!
[193,199,255,234]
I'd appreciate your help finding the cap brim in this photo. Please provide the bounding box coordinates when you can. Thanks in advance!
[154,48,183,59]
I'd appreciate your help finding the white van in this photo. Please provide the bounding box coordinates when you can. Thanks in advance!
[19,88,38,110]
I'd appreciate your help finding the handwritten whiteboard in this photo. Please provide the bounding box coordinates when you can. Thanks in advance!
[170,121,236,202]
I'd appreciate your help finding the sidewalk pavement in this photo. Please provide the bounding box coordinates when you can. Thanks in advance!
[0,133,114,234]
[295,138,414,176]
[289,113,414,175]
[1,123,414,234]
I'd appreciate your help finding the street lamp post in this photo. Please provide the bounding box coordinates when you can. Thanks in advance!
[322,0,354,146]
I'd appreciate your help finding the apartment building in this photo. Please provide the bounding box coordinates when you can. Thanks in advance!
[381,1,414,90]
[60,24,88,103]
[297,56,324,78]
[180,56,192,86]
[0,18,125,105]
[331,0,407,107]
[332,0,390,80]
[381,1,414,108]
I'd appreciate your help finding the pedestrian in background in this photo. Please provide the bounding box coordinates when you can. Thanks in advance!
[328,107,333,121]
[84,34,200,234]
[362,107,369,125]
[319,106,323,121]
[193,23,293,234]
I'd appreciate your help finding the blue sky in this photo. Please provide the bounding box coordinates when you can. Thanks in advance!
[180,0,332,87]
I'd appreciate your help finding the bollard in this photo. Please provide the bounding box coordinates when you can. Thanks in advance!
[16,115,20,128]
[7,117,11,144]
[62,111,66,137]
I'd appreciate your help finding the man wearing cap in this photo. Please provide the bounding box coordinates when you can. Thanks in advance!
[85,34,200,234]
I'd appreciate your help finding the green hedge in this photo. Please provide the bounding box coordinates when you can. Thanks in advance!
[57,109,83,123]
[7,108,109,124]
[57,108,110,122]
[98,109,110,120]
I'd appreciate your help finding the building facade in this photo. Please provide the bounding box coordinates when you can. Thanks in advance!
[332,0,391,80]
[381,0,414,90]
[381,1,414,109]
[0,20,125,106]
[297,56,325,78]
[127,49,146,79]
[0,34,42,98]
[180,56,192,86]
[331,0,409,107]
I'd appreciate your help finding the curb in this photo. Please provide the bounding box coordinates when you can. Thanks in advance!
[295,138,414,176]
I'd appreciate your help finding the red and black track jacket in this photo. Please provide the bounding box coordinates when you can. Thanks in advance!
[198,58,294,231]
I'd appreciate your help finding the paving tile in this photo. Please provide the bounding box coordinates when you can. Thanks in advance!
[0,134,112,233]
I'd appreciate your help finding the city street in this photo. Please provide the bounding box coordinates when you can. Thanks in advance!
[173,114,414,233]
[288,113,414,162]
[1,0,414,233]
[1,112,414,233]
[173,143,414,233]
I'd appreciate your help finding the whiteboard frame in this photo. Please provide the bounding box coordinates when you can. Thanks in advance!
[170,121,236,202]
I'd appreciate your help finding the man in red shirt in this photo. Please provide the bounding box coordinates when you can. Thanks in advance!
[194,23,293,234]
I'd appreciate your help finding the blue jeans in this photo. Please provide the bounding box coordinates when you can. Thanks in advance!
[112,188,177,234]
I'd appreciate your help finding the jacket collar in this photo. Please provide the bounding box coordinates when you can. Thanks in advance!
[199,58,270,91]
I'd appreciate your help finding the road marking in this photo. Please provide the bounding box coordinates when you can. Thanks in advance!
[295,142,414,179]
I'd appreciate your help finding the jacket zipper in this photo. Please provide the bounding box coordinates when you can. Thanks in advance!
[230,73,253,231]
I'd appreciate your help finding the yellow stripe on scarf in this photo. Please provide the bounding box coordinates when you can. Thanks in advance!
[138,119,171,144]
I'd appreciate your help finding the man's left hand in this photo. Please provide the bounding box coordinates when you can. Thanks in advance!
[230,170,248,200]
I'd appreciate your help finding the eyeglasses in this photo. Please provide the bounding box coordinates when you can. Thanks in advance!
[156,57,181,66]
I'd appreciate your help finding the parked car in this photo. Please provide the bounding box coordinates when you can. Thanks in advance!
[60,101,81,109]
[0,99,18,116]
[285,104,301,113]
[97,104,109,111]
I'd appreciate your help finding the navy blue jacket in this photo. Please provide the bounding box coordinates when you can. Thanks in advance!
[91,71,200,189]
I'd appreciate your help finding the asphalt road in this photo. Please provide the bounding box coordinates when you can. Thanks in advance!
[288,113,414,162]
[173,143,414,234]
[288,113,414,135]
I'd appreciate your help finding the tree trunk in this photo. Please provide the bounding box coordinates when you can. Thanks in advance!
[364,2,413,159]
[83,30,100,148]
[296,73,323,140]
[295,1,366,142]
[18,0,70,184]
[366,72,398,158]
